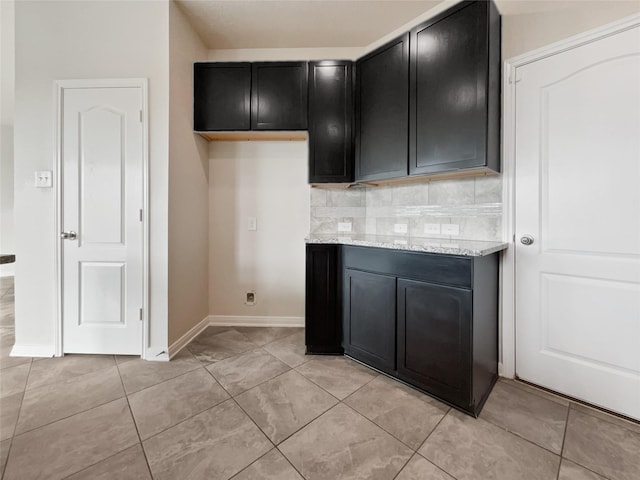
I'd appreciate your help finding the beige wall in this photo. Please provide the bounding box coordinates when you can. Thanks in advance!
[168,1,210,344]
[209,141,309,321]
[14,0,170,355]
[500,1,640,60]
[0,0,15,276]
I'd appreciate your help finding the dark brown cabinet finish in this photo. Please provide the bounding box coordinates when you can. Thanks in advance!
[194,63,251,131]
[338,245,499,415]
[397,279,472,408]
[355,34,409,182]
[305,245,343,354]
[308,61,354,183]
[343,268,396,373]
[251,62,308,130]
[409,0,501,175]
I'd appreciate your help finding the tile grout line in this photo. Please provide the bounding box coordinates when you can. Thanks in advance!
[115,355,155,480]
[556,405,571,480]
[415,407,450,454]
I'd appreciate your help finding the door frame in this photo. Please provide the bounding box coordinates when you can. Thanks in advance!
[54,78,150,358]
[500,14,640,379]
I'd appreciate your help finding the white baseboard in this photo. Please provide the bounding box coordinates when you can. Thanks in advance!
[208,315,304,328]
[11,344,55,358]
[167,315,211,360]
[0,266,15,277]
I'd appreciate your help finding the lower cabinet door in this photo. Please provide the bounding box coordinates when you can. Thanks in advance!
[343,269,396,372]
[397,278,472,408]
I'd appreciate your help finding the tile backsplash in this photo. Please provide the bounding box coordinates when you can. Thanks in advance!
[310,175,503,242]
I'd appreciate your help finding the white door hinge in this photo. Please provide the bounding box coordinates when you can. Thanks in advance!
[139,110,143,123]
[139,308,143,321]
[139,209,143,222]
[509,69,523,84]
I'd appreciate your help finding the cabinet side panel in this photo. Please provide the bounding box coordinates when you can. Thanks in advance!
[471,253,499,413]
[486,0,501,173]
[305,245,343,354]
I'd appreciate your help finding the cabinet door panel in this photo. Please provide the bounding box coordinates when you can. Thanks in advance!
[305,245,342,354]
[410,1,489,174]
[308,61,353,183]
[397,278,471,408]
[194,63,251,131]
[355,34,409,181]
[251,62,308,130]
[344,269,396,372]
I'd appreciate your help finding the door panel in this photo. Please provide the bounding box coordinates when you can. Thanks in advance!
[397,279,471,408]
[343,268,396,372]
[515,25,640,419]
[62,86,143,355]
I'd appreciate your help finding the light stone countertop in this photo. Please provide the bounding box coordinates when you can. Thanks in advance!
[306,234,508,257]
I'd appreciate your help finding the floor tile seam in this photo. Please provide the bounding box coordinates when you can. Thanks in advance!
[503,379,570,407]
[57,442,146,480]
[556,404,572,480]
[478,411,565,457]
[568,401,640,434]
[124,364,211,399]
[258,329,304,347]
[0,360,32,373]
[0,363,30,399]
[12,389,128,438]
[120,361,203,396]
[204,360,293,399]
[390,451,417,480]
[227,395,278,451]
[131,369,232,443]
[0,359,31,480]
[291,365,352,403]
[227,447,274,480]
[0,437,13,480]
[115,358,155,479]
[559,457,615,480]
[414,407,451,453]
[25,360,119,392]
[308,365,380,404]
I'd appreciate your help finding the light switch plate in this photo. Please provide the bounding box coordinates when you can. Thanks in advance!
[248,217,257,231]
[35,171,52,188]
[441,224,460,235]
[338,222,352,232]
[394,223,408,234]
[424,223,441,235]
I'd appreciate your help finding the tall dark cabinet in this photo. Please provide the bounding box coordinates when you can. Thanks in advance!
[194,63,251,131]
[308,61,354,183]
[355,33,410,182]
[251,62,308,130]
[409,0,501,175]
[305,245,343,354]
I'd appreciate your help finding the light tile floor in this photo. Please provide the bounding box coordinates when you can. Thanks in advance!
[1,276,639,479]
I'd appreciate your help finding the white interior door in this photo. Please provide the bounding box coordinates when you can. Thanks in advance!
[61,85,144,355]
[515,25,640,420]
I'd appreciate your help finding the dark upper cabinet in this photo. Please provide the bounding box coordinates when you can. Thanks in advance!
[397,279,472,408]
[355,34,409,182]
[194,63,251,131]
[343,268,396,373]
[305,244,343,354]
[308,61,354,183]
[409,0,501,175]
[251,62,308,130]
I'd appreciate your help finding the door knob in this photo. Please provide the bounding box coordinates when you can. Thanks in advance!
[520,235,534,246]
[60,231,77,240]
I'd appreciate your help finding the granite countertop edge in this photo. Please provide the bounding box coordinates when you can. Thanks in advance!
[305,235,509,257]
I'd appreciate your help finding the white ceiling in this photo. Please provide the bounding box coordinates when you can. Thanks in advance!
[175,0,443,49]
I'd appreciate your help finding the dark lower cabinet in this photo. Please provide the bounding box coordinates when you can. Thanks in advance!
[308,61,353,183]
[305,245,342,354]
[308,244,499,416]
[397,279,471,408]
[343,269,396,373]
[251,62,308,130]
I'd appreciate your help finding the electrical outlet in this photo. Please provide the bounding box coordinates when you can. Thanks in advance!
[394,223,408,234]
[424,223,441,235]
[248,217,257,231]
[245,291,256,306]
[338,222,352,232]
[35,171,52,188]
[441,224,460,235]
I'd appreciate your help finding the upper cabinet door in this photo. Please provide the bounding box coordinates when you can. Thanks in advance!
[308,61,353,183]
[194,62,251,131]
[251,62,308,130]
[410,1,501,175]
[355,34,409,182]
